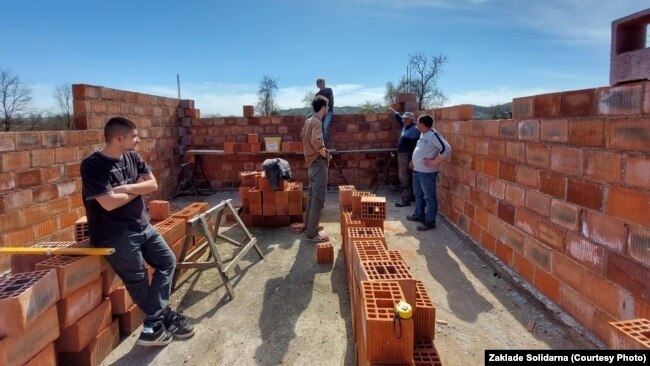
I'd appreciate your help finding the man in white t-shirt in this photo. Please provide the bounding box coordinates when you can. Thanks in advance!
[406,114,452,231]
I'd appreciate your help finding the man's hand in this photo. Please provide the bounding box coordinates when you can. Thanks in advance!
[423,158,439,168]
[409,160,414,170]
[319,147,328,158]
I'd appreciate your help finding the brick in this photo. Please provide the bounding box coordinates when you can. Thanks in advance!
[534,93,561,118]
[316,243,334,264]
[359,281,414,363]
[56,298,112,352]
[525,143,549,168]
[499,120,517,139]
[58,319,119,366]
[414,281,436,341]
[605,186,650,227]
[540,119,569,143]
[628,224,650,266]
[498,162,516,183]
[35,255,101,298]
[581,210,626,253]
[539,170,566,199]
[512,97,534,119]
[149,200,171,221]
[495,240,514,264]
[101,267,123,296]
[515,208,537,236]
[0,151,30,172]
[623,154,650,190]
[497,202,515,225]
[553,254,585,292]
[550,199,581,231]
[569,118,605,148]
[0,305,59,366]
[518,119,539,141]
[0,172,15,191]
[534,268,560,303]
[483,158,498,177]
[609,319,650,350]
[57,277,102,329]
[110,286,133,314]
[525,191,550,217]
[607,118,650,152]
[584,150,622,183]
[560,285,596,331]
[513,252,535,283]
[567,178,603,210]
[0,270,59,337]
[606,252,650,302]
[598,84,643,116]
[550,146,583,175]
[489,140,506,158]
[515,165,538,189]
[525,237,552,271]
[490,180,505,199]
[504,184,525,208]
[585,271,635,319]
[0,189,33,214]
[561,89,596,117]
[0,133,16,152]
[118,304,145,336]
[565,232,605,273]
[16,132,41,151]
[505,141,525,162]
[536,221,565,252]
[23,343,55,366]
[503,225,525,253]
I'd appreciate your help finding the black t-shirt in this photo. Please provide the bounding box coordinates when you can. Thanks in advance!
[316,87,334,112]
[80,150,151,244]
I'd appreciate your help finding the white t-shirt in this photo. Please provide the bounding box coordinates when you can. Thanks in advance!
[412,128,451,173]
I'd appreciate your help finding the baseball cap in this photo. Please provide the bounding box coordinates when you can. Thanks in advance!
[402,112,415,120]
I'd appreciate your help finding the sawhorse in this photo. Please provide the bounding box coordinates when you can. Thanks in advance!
[371,152,399,193]
[172,199,264,300]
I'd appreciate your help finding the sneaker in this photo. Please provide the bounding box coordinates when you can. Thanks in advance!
[417,222,436,231]
[406,214,425,223]
[395,201,410,207]
[166,311,195,339]
[137,323,173,346]
[306,233,329,242]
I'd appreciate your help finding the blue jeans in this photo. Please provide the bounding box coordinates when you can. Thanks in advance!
[95,223,176,326]
[322,111,333,147]
[413,171,439,224]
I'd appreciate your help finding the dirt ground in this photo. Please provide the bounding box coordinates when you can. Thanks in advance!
[102,188,602,366]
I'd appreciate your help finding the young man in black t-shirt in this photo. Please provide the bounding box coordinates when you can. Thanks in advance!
[81,117,194,347]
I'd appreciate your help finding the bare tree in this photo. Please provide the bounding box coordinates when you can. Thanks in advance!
[0,69,33,131]
[357,100,385,114]
[256,76,279,116]
[53,82,74,130]
[384,53,448,110]
[302,90,316,109]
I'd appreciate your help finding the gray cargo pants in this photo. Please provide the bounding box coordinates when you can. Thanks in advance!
[305,156,328,238]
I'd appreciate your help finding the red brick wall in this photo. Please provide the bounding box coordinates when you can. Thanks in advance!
[181,113,406,188]
[0,85,183,272]
[437,81,650,347]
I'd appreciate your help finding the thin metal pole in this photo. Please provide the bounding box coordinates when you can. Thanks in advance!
[177,73,181,99]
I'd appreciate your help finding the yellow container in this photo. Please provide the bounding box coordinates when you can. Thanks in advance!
[264,137,282,152]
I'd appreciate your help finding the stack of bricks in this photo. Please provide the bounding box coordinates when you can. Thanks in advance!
[392,93,419,113]
[0,269,60,366]
[170,202,210,272]
[238,171,304,227]
[34,255,119,365]
[338,185,443,365]
[281,141,303,153]
[223,134,262,153]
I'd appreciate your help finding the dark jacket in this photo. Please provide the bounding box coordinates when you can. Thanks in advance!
[262,158,292,190]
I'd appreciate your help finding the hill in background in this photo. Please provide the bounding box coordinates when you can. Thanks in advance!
[278,102,512,119]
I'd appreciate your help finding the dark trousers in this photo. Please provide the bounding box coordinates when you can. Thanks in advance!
[305,157,328,238]
[96,223,176,327]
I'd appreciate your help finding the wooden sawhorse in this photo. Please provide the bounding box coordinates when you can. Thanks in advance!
[172,199,264,300]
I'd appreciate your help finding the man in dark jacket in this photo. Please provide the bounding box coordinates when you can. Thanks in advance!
[389,108,420,207]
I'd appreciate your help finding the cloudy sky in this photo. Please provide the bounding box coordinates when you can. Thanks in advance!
[2,1,648,116]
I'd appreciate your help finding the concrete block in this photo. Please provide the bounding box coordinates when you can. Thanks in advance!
[610,9,650,85]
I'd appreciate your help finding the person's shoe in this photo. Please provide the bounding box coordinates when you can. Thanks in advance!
[395,201,410,207]
[306,233,329,242]
[406,214,425,223]
[137,323,173,346]
[417,221,436,231]
[166,311,195,339]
